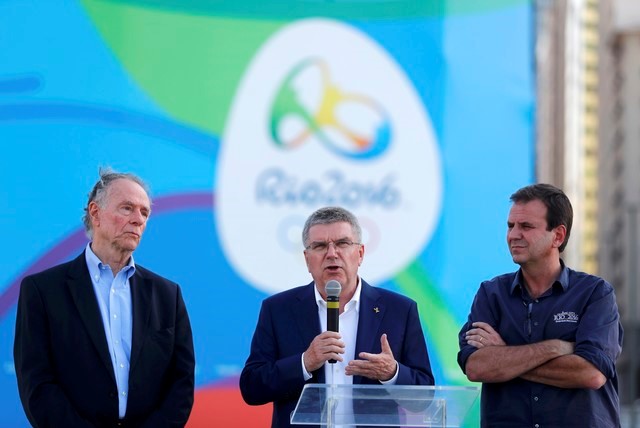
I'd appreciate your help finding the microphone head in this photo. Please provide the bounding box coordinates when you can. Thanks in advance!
[325,280,342,298]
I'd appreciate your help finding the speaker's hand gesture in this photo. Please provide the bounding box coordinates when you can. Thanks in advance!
[345,333,397,381]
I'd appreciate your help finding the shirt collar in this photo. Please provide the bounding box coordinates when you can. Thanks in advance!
[314,277,362,312]
[510,259,569,296]
[85,242,136,281]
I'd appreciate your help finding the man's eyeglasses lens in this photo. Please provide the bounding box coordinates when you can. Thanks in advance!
[307,240,360,252]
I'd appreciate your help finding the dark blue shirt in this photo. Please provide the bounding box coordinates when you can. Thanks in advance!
[458,262,623,427]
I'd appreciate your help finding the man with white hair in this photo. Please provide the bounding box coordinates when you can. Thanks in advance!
[14,168,195,427]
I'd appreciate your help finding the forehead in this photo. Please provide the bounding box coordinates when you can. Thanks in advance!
[508,199,547,223]
[307,222,355,240]
[106,179,150,207]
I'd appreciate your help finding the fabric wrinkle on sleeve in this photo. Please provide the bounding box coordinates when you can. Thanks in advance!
[572,287,622,380]
[457,284,494,373]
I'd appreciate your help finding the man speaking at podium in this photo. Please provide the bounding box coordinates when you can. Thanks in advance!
[240,206,434,427]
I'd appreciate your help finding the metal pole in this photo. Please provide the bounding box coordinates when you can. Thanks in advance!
[327,369,335,428]
[628,205,638,428]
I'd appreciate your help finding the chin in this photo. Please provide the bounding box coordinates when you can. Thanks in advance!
[512,257,527,266]
[324,275,345,284]
[117,240,139,252]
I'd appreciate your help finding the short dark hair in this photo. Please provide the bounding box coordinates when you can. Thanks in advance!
[82,167,150,238]
[302,207,362,247]
[510,183,573,252]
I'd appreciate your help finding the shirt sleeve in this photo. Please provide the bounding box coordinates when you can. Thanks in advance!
[457,284,496,373]
[572,281,622,379]
[301,353,313,381]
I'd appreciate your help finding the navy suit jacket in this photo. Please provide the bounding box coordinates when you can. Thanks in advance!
[13,252,195,428]
[239,280,434,428]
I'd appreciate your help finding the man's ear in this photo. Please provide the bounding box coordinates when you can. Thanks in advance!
[553,225,567,249]
[88,201,101,228]
[303,250,311,273]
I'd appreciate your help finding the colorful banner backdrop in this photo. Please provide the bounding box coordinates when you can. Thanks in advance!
[0,1,533,426]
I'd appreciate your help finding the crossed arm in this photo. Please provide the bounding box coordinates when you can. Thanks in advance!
[464,322,606,389]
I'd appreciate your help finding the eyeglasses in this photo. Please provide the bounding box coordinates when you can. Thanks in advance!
[305,239,361,253]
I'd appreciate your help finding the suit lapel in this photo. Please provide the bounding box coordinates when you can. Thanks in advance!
[66,253,116,382]
[292,283,324,383]
[129,269,152,373]
[354,281,384,384]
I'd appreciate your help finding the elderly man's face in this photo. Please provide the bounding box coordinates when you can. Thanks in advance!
[90,179,151,254]
[304,221,364,299]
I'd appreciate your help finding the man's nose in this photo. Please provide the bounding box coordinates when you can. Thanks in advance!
[325,242,339,256]
[130,209,146,225]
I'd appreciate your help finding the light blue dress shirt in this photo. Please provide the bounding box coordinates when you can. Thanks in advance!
[85,244,134,419]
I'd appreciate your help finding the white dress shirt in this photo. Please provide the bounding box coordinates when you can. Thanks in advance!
[301,278,398,426]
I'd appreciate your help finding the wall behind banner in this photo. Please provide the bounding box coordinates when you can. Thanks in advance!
[0,1,534,426]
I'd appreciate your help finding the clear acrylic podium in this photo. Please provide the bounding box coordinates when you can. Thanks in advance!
[290,384,479,427]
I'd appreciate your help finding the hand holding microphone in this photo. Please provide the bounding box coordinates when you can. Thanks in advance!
[325,280,341,363]
[302,280,345,372]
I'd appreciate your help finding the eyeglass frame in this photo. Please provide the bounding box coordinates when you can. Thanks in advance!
[304,239,362,253]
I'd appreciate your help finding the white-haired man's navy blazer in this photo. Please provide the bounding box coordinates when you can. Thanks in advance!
[14,252,195,428]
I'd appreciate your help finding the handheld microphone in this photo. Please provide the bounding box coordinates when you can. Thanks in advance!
[325,280,342,364]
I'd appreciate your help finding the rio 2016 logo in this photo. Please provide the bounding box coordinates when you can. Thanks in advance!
[216,18,442,294]
[269,58,391,160]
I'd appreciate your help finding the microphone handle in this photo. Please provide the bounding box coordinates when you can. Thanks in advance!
[327,296,339,364]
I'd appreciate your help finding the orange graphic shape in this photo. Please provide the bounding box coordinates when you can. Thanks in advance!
[187,387,272,428]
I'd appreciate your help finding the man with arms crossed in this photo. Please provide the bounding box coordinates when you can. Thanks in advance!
[458,183,622,427]
[240,206,434,427]
[14,169,195,427]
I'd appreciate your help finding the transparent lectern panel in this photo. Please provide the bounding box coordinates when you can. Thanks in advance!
[290,384,479,427]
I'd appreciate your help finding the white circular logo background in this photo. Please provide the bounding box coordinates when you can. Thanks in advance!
[216,18,442,294]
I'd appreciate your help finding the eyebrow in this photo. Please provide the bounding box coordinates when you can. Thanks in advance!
[508,221,535,227]
[309,236,352,242]
[120,200,151,210]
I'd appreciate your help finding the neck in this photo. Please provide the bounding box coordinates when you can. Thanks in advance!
[91,242,132,274]
[521,259,562,299]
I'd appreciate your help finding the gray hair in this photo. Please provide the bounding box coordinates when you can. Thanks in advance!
[302,206,362,247]
[82,167,151,238]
